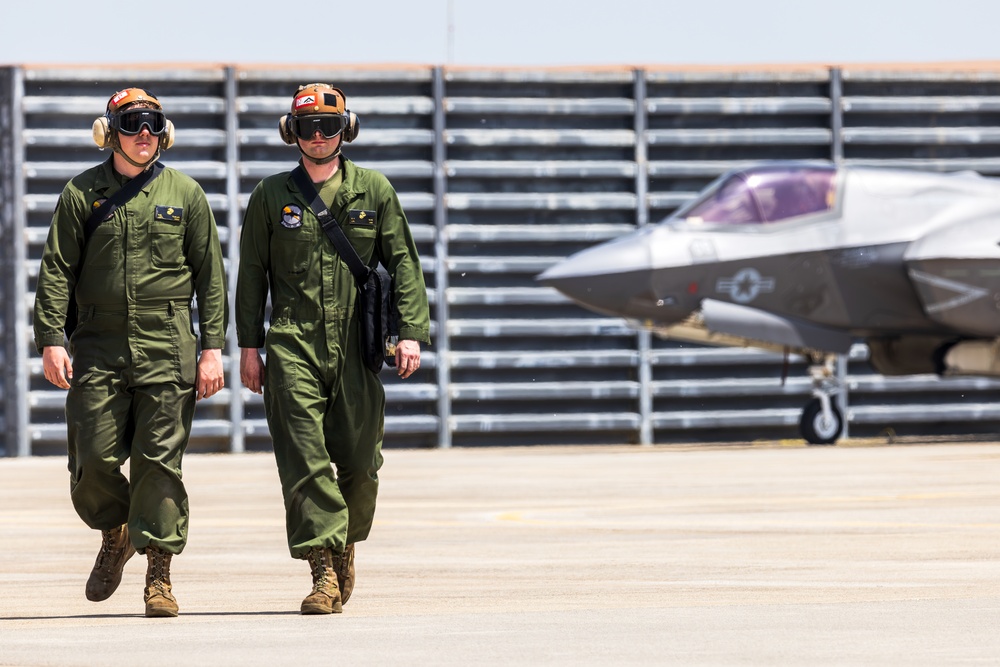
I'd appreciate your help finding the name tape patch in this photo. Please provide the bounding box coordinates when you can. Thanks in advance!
[347,209,376,226]
[154,205,183,222]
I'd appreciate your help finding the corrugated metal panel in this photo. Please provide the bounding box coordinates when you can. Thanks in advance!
[5,62,1000,455]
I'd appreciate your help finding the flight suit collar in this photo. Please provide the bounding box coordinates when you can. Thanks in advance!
[288,157,367,211]
[93,156,161,196]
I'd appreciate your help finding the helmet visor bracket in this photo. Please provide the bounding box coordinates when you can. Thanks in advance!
[291,114,347,140]
[112,108,168,136]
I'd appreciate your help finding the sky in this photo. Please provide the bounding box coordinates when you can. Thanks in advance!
[2,0,998,68]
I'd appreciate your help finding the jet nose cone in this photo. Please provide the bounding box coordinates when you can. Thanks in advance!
[538,229,660,320]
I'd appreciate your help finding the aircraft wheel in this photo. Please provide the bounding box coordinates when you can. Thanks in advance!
[799,398,843,445]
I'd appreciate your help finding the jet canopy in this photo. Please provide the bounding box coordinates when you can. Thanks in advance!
[673,165,838,226]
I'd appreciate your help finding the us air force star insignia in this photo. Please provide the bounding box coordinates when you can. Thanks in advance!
[281,204,303,229]
[715,268,776,304]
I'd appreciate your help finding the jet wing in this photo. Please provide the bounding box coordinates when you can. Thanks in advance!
[650,299,854,355]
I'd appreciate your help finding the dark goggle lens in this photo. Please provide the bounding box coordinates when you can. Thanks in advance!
[114,109,167,135]
[291,114,347,139]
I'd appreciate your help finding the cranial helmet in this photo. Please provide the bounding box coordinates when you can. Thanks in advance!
[278,83,359,163]
[292,83,345,116]
[108,87,161,114]
[92,87,174,168]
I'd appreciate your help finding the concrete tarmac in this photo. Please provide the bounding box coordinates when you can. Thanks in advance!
[3,440,1000,666]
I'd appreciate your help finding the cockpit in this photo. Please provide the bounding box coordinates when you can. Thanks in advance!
[671,165,838,226]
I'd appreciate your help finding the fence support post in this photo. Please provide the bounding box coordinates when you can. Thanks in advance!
[223,66,245,453]
[829,66,850,440]
[634,68,654,446]
[0,66,28,456]
[432,66,452,449]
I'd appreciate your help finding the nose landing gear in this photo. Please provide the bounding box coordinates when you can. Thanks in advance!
[799,355,845,445]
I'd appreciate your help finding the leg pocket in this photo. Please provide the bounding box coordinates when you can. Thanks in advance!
[132,308,196,386]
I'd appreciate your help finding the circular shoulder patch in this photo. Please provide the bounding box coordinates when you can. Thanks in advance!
[281,204,303,229]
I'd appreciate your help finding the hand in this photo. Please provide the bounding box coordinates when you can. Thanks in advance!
[196,348,224,400]
[240,347,266,394]
[42,346,73,389]
[395,339,421,379]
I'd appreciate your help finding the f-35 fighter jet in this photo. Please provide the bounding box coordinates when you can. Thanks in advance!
[538,163,1000,444]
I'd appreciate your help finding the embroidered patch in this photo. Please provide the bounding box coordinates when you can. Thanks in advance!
[294,94,316,110]
[281,204,303,229]
[347,209,376,226]
[110,89,133,108]
[154,205,183,222]
[92,198,114,221]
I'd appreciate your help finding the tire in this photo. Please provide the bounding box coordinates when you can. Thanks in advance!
[799,398,843,445]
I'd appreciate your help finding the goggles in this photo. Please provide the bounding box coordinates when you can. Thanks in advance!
[291,114,348,140]
[111,108,168,136]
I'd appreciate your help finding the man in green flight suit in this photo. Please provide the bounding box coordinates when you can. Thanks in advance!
[236,83,430,615]
[34,87,229,618]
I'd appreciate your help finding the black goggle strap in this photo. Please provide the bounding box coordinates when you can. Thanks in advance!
[112,108,167,135]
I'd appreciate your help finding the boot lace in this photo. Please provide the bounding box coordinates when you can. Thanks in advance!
[95,528,119,569]
[337,545,352,576]
[308,548,334,592]
[148,550,171,595]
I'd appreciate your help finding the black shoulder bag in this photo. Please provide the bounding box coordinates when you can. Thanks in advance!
[291,166,398,374]
[64,161,164,335]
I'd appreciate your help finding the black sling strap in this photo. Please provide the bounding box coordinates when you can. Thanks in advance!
[64,160,165,336]
[290,165,399,373]
[84,161,165,240]
[290,165,372,281]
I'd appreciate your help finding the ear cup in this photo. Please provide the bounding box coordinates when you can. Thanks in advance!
[92,116,112,148]
[277,115,296,145]
[160,120,175,150]
[343,111,359,143]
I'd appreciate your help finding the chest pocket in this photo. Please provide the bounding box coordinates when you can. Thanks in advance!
[150,222,185,268]
[343,225,377,263]
[273,227,316,275]
[85,219,123,270]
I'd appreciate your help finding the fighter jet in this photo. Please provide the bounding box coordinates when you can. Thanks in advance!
[538,162,1000,444]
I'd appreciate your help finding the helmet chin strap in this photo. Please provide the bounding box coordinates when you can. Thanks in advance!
[299,144,341,164]
[298,137,342,166]
[111,133,161,169]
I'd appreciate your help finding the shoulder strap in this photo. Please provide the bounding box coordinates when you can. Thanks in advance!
[290,165,370,283]
[84,161,165,241]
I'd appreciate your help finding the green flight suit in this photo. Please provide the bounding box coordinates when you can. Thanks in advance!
[236,158,430,559]
[33,157,228,555]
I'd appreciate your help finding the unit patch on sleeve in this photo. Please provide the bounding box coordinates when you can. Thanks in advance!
[154,206,184,222]
[281,204,303,229]
[347,209,376,226]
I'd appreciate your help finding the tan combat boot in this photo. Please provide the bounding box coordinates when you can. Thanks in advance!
[85,524,136,602]
[336,543,355,605]
[301,546,342,614]
[143,547,179,618]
